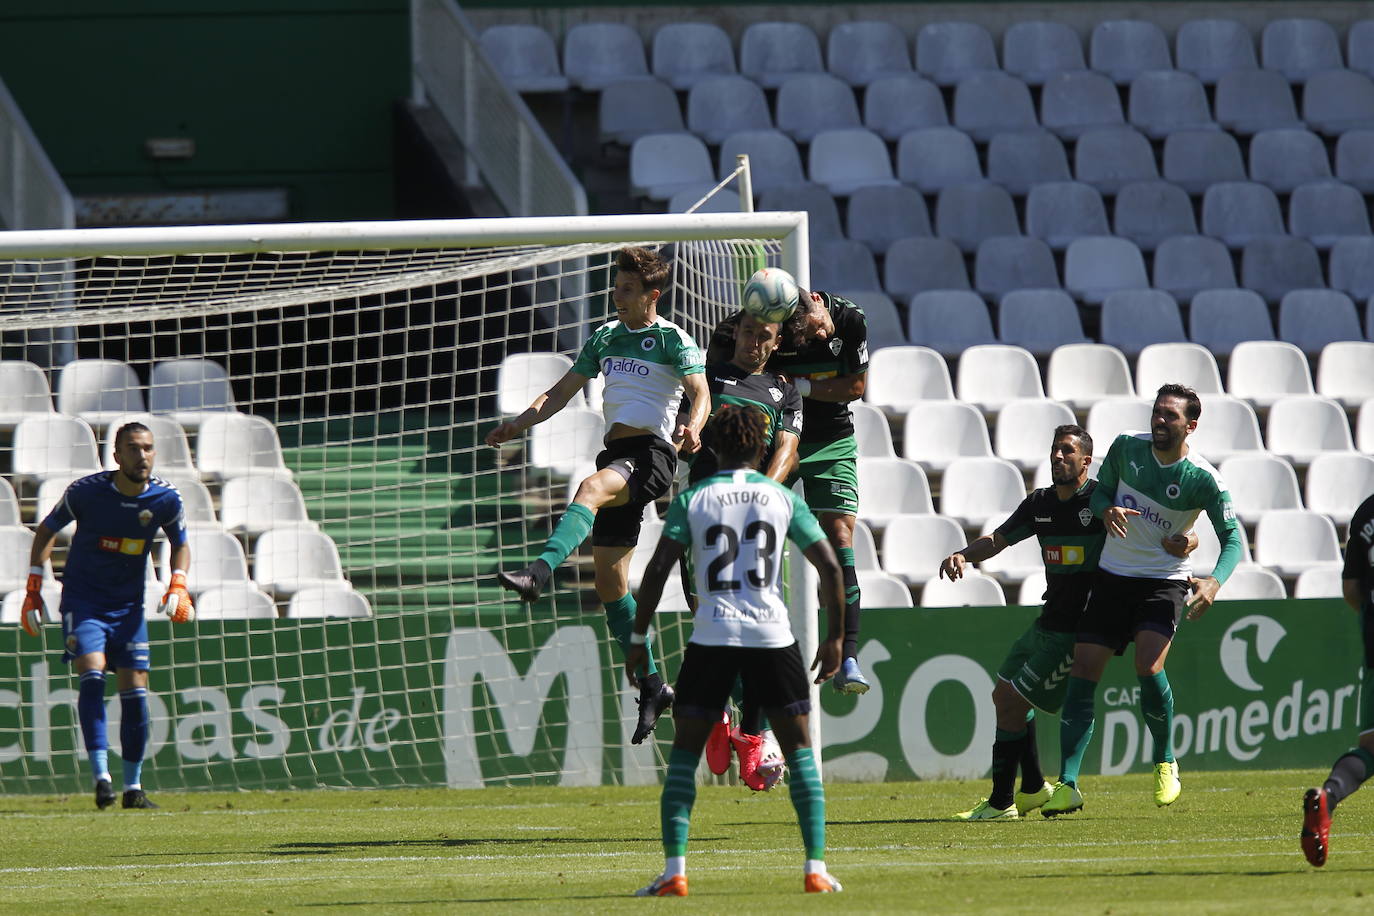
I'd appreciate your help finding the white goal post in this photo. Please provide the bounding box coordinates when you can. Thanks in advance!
[0,212,814,793]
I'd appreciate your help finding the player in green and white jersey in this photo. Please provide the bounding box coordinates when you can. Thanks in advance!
[625,404,846,897]
[486,247,710,744]
[1045,384,1245,815]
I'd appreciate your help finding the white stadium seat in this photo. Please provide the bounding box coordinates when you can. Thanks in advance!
[856,458,934,528]
[1253,509,1343,577]
[1216,565,1287,600]
[880,513,968,585]
[902,400,993,473]
[919,571,1006,607]
[939,456,1027,531]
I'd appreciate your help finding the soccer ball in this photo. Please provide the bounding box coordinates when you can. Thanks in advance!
[740,267,799,324]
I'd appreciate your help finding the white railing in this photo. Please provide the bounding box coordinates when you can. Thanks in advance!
[0,77,73,230]
[411,0,587,217]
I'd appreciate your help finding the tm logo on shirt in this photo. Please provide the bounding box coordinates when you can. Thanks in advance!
[1044,545,1085,566]
[98,536,146,556]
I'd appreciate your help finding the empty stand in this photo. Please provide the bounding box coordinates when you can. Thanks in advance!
[1074,126,1159,194]
[775,73,862,142]
[916,22,998,87]
[563,22,649,91]
[994,398,1077,471]
[864,345,954,416]
[1099,289,1186,355]
[1266,396,1355,466]
[740,21,825,88]
[1219,454,1304,525]
[1305,452,1374,526]
[956,345,1045,414]
[1003,20,1086,86]
[149,358,238,430]
[629,133,712,201]
[828,20,912,87]
[1227,340,1316,408]
[864,74,948,141]
[920,571,1006,607]
[1092,19,1172,85]
[652,22,736,90]
[846,185,931,254]
[880,514,968,585]
[1064,237,1147,304]
[480,24,569,93]
[1189,395,1266,463]
[907,290,996,357]
[1253,509,1343,577]
[855,457,935,528]
[897,127,983,194]
[689,77,773,145]
[901,400,994,473]
[1047,344,1136,410]
[938,456,1028,530]
[998,289,1090,356]
[1189,289,1275,355]
[808,128,897,195]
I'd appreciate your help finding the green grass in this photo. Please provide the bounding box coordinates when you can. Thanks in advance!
[2,770,1369,913]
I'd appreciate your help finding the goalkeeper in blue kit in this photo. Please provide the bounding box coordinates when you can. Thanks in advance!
[21,422,193,810]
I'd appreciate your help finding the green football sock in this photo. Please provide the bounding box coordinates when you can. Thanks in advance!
[603,592,658,676]
[661,747,699,857]
[535,503,595,571]
[1138,670,1175,765]
[785,746,826,860]
[1058,676,1098,787]
[990,727,1027,810]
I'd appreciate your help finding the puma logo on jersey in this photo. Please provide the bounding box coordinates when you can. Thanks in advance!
[1129,460,1144,476]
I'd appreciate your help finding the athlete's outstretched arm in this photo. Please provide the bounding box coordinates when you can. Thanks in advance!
[676,372,710,455]
[485,369,590,446]
[802,538,845,683]
[27,523,57,570]
[764,429,799,483]
[625,536,687,687]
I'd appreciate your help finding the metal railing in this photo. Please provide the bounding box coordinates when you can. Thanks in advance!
[411,0,587,217]
[0,77,73,230]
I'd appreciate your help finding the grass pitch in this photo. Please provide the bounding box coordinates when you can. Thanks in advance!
[1,769,1368,913]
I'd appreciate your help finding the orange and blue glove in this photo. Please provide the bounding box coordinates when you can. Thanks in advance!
[20,567,44,637]
[160,570,195,623]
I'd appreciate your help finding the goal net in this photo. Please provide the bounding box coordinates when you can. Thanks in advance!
[0,213,809,793]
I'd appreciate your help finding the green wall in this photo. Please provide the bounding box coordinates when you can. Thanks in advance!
[0,1,409,221]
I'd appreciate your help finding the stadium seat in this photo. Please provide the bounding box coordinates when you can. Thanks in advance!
[193,583,278,620]
[828,20,912,87]
[1018,570,1049,606]
[195,413,294,481]
[1073,126,1159,194]
[1213,69,1302,135]
[956,345,1045,414]
[157,469,217,528]
[1025,182,1109,251]
[758,184,843,241]
[1305,452,1374,525]
[689,78,773,146]
[254,528,348,596]
[480,25,568,93]
[953,71,1039,142]
[667,185,739,214]
[162,527,251,594]
[850,401,897,459]
[920,570,1006,607]
[1249,129,1332,193]
[855,457,934,528]
[598,78,683,146]
[1113,180,1197,251]
[563,23,649,91]
[1361,399,1374,452]
[1152,236,1238,304]
[287,585,372,619]
[1292,565,1346,599]
[1201,183,1285,249]
[857,570,915,608]
[880,514,968,585]
[1091,19,1171,85]
[896,127,983,194]
[628,133,712,200]
[1253,509,1343,577]
[1216,565,1288,600]
[1040,70,1124,139]
[851,518,880,571]
[1003,20,1085,86]
[1135,342,1224,395]
[916,21,998,87]
[0,526,37,595]
[810,240,881,292]
[934,182,1020,254]
[1288,181,1372,250]
[995,398,1077,471]
[1243,239,1325,306]
[0,478,21,528]
[1189,395,1266,463]
[939,456,1027,530]
[839,291,905,349]
[1278,290,1362,354]
[1219,454,1304,525]
[1100,290,1186,355]
[1175,18,1258,84]
[12,414,101,488]
[1128,70,1217,139]
[1191,519,1253,579]
[1351,20,1374,78]
[58,358,144,429]
[497,352,578,416]
[1266,396,1355,466]
[974,236,1060,300]
[976,518,1047,585]
[808,127,898,196]
[149,358,238,430]
[907,290,996,357]
[864,74,948,141]
[901,400,994,473]
[652,22,736,90]
[1064,237,1147,304]
[0,360,54,429]
[33,477,77,540]
[98,412,195,474]
[1328,237,1374,302]
[1261,19,1344,84]
[717,130,799,192]
[775,73,862,142]
[219,475,314,536]
[739,21,824,89]
[1046,343,1135,411]
[1163,130,1247,196]
[1228,340,1316,409]
[884,237,969,301]
[864,345,954,417]
[986,130,1071,195]
[1189,289,1274,355]
[1086,397,1152,449]
[1334,130,1374,192]
[527,404,603,479]
[1317,341,1374,408]
[0,581,60,628]
[998,289,1089,356]
[1302,69,1374,136]
[846,185,931,254]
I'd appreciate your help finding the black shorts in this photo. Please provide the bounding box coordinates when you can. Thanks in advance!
[591,435,678,547]
[673,641,812,720]
[1077,569,1190,652]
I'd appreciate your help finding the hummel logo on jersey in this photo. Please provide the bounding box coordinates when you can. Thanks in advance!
[1034,516,1052,523]
[768,387,782,401]
[718,377,738,385]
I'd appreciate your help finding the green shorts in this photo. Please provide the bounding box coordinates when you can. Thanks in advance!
[997,621,1076,714]
[791,436,859,516]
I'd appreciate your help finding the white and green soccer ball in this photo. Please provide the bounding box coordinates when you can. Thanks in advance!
[740,267,799,324]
